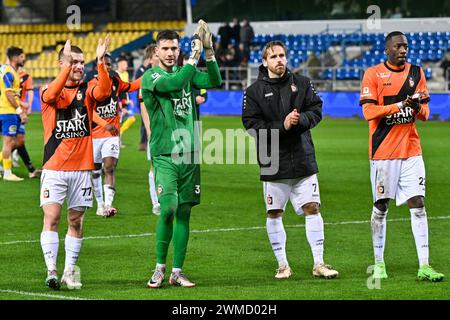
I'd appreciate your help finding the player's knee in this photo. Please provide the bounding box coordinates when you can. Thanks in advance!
[16,137,25,148]
[44,215,60,230]
[159,195,178,221]
[103,165,115,176]
[302,202,320,215]
[68,215,83,232]
[267,209,283,218]
[374,200,389,212]
[408,196,424,209]
[176,203,192,221]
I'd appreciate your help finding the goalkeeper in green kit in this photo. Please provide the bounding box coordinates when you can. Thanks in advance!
[142,21,222,288]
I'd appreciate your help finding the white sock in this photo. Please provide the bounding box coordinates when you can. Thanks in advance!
[64,235,83,270]
[4,169,12,176]
[92,169,103,206]
[371,206,387,264]
[40,231,59,271]
[172,267,182,274]
[156,263,166,271]
[266,217,288,267]
[410,207,429,267]
[104,184,115,207]
[305,213,324,266]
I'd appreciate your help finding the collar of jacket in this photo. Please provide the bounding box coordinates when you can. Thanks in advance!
[257,64,291,84]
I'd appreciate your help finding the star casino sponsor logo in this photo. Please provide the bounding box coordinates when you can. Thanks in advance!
[56,109,89,139]
[385,107,415,125]
[172,89,192,117]
[96,98,118,118]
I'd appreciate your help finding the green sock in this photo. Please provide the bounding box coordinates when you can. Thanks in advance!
[172,203,192,268]
[156,195,177,264]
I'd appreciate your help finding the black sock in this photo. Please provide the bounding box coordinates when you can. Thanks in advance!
[17,145,35,173]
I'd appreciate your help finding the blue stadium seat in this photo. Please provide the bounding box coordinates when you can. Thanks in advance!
[425,68,432,79]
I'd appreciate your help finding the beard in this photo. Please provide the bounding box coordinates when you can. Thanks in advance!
[160,58,176,70]
[269,64,286,77]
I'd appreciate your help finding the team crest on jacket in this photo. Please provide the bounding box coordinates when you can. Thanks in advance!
[409,77,414,87]
[291,84,298,92]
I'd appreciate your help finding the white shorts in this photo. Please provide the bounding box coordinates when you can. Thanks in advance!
[93,136,120,164]
[370,156,426,206]
[263,174,321,215]
[40,169,93,209]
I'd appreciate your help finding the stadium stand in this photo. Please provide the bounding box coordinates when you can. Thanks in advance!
[0,21,185,81]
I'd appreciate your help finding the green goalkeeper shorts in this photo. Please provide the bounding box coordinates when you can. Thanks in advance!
[152,153,201,206]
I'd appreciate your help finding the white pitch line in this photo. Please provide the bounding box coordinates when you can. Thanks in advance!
[0,289,94,300]
[1,215,449,246]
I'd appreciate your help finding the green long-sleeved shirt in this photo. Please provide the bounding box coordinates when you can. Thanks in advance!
[141,61,222,157]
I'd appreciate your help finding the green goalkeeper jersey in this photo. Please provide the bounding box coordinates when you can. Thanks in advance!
[141,61,221,157]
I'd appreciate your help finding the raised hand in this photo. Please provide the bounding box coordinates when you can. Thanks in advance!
[61,39,73,67]
[96,34,110,62]
[188,25,203,66]
[198,19,215,61]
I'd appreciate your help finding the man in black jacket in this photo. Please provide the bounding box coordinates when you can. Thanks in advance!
[242,41,338,280]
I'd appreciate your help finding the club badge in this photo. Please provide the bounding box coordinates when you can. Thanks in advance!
[408,77,414,87]
[76,91,83,101]
[291,84,298,92]
[157,184,163,195]
[43,189,50,198]
[266,195,273,205]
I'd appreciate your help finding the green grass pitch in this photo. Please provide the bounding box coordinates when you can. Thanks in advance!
[0,114,449,300]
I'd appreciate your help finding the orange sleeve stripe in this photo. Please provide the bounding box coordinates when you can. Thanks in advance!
[92,61,112,102]
[126,77,141,92]
[362,103,400,121]
[41,66,71,104]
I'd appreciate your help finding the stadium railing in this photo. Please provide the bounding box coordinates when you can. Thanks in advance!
[28,65,449,93]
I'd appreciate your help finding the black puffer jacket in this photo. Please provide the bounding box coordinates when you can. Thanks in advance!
[242,65,323,181]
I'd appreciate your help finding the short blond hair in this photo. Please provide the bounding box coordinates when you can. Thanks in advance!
[262,41,287,60]
[144,44,157,60]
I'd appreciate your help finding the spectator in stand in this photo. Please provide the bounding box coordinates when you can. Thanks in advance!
[390,6,403,18]
[383,8,393,18]
[218,21,233,53]
[239,19,254,63]
[294,51,322,80]
[440,51,450,90]
[231,17,241,49]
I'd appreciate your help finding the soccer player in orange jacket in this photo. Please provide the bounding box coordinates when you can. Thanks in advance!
[360,31,444,282]
[39,36,118,290]
[90,52,141,217]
